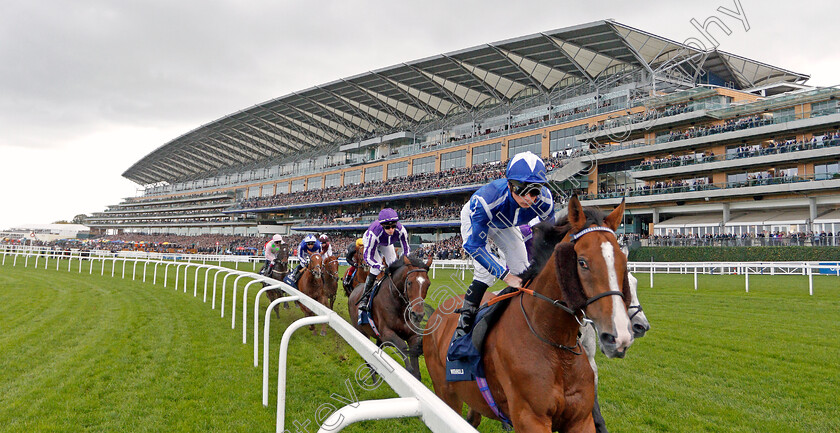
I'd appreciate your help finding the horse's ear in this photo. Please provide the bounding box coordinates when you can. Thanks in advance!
[604,198,625,232]
[403,255,411,265]
[567,195,586,232]
[554,242,586,310]
[424,255,433,269]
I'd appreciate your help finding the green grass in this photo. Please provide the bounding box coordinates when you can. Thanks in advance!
[1,257,838,432]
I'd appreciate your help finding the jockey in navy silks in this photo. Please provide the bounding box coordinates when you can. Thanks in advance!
[453,151,554,339]
[357,208,411,313]
[289,234,321,285]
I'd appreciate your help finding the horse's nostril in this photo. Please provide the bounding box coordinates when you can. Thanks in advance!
[632,323,649,337]
[600,332,616,346]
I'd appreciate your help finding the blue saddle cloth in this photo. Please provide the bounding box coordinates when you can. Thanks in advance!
[445,307,491,381]
[282,273,297,288]
[356,280,383,331]
[445,287,518,382]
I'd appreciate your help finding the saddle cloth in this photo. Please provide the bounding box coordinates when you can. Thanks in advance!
[445,287,516,382]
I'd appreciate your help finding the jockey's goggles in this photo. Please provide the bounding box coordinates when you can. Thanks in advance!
[381,222,397,229]
[508,180,544,198]
[305,242,315,246]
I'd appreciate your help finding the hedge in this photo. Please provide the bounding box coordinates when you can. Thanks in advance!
[628,246,840,262]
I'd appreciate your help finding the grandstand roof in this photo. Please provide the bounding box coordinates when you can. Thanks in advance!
[123,20,809,186]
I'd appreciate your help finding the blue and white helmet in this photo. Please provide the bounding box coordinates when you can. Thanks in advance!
[303,234,317,244]
[506,151,547,184]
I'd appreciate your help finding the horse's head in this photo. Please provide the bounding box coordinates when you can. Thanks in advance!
[395,254,433,326]
[555,196,634,358]
[626,272,650,338]
[307,252,323,279]
[354,245,368,269]
[324,255,339,274]
[276,243,290,270]
[617,245,650,338]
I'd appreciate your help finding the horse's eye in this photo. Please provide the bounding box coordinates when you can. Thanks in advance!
[578,259,589,270]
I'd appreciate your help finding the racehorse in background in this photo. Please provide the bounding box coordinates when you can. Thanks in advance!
[342,243,369,297]
[322,255,339,310]
[348,254,432,380]
[296,252,330,336]
[263,242,291,318]
[424,196,634,432]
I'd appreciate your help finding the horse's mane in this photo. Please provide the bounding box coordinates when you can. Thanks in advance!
[518,207,606,282]
[388,253,429,273]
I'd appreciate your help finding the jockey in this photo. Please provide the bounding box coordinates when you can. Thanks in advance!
[343,238,364,288]
[319,234,333,258]
[358,208,411,313]
[453,151,554,339]
[289,234,321,284]
[261,234,285,276]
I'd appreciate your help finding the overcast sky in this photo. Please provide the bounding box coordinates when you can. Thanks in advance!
[1,0,837,230]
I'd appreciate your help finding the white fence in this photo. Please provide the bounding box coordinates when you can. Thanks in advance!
[627,261,840,296]
[0,245,477,433]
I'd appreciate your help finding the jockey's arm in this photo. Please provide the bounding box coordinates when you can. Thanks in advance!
[362,233,384,272]
[463,198,509,281]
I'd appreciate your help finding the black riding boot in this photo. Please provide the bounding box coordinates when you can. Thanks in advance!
[358,273,377,312]
[453,280,490,339]
[291,264,303,284]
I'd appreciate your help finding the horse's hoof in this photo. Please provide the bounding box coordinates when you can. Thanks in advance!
[320,330,327,337]
[283,303,290,310]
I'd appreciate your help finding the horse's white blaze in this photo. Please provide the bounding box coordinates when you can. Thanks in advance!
[601,242,633,350]
[416,276,426,289]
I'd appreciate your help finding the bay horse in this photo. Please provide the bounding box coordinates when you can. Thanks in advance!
[347,254,433,380]
[296,252,330,336]
[264,242,292,318]
[343,244,369,297]
[322,255,339,309]
[424,196,634,432]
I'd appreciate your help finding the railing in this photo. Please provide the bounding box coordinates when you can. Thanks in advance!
[640,236,840,247]
[0,245,477,433]
[583,173,835,201]
[628,261,840,296]
[632,136,840,172]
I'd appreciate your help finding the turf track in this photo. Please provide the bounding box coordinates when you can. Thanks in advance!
[0,258,838,432]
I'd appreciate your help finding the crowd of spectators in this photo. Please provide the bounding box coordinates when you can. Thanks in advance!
[235,161,505,210]
[646,231,840,247]
[417,236,465,260]
[655,115,769,144]
[588,103,692,133]
[301,204,463,226]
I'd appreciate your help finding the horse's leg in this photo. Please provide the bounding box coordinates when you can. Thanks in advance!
[379,332,414,378]
[509,410,553,433]
[592,392,609,433]
[465,408,482,428]
[406,334,423,381]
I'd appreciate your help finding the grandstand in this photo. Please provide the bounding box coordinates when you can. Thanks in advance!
[90,19,840,245]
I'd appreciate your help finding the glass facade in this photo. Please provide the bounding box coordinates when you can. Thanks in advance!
[441,150,466,170]
[365,165,383,183]
[308,176,322,190]
[325,173,341,188]
[413,155,435,175]
[345,170,361,185]
[549,126,587,153]
[388,161,409,179]
[508,134,542,158]
[291,179,306,193]
[471,142,501,165]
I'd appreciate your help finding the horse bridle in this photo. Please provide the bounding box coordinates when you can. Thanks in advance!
[518,225,626,354]
[390,267,428,305]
